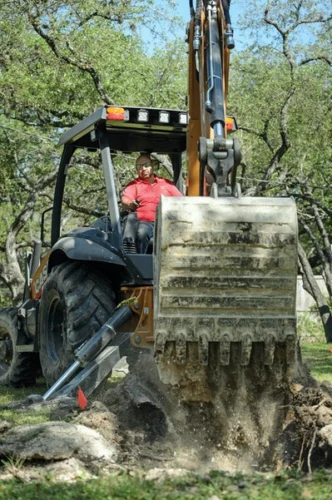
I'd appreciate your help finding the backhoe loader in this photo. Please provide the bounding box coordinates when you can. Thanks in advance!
[0,0,298,406]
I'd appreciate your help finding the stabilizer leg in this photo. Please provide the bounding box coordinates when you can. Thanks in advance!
[42,305,133,401]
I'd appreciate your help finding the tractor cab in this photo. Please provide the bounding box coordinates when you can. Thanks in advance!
[44,105,187,287]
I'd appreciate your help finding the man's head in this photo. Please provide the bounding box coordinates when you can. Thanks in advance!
[136,154,154,181]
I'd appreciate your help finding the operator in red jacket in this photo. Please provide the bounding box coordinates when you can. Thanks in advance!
[122,153,183,253]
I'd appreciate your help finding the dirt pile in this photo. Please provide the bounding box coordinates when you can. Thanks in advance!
[99,350,332,474]
[0,420,118,463]
[282,385,332,472]
[0,353,331,483]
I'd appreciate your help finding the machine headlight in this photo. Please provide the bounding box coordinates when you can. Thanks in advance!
[179,113,188,125]
[138,109,149,122]
[159,111,170,123]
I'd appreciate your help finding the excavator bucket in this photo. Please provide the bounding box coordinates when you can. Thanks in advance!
[154,196,298,401]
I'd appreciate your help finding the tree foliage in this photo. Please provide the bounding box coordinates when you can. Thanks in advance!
[0,0,331,345]
[0,0,186,304]
[230,0,332,340]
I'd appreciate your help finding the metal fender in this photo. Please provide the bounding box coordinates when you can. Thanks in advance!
[49,236,126,270]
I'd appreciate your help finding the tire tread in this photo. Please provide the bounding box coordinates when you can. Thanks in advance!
[39,262,116,385]
[0,308,37,387]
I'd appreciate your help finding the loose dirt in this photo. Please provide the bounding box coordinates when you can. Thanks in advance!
[99,348,332,474]
[0,348,331,483]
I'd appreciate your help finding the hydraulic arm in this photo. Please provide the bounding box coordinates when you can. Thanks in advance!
[153,0,298,401]
[187,0,241,197]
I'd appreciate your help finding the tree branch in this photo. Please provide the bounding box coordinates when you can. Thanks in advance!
[27,12,114,104]
[298,242,332,343]
[299,56,332,67]
[245,88,294,196]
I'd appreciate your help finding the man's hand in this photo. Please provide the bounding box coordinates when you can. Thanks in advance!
[122,198,140,211]
[128,200,140,211]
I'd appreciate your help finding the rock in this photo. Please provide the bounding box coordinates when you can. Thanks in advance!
[0,421,118,464]
[44,457,94,482]
[145,467,190,482]
[49,397,80,420]
[26,394,44,405]
[0,467,42,483]
[318,424,332,448]
[315,406,332,427]
[73,401,121,443]
[289,383,304,395]
[0,471,16,482]
[0,458,94,484]
[0,421,12,433]
[317,424,332,463]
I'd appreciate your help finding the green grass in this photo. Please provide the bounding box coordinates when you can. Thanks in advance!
[301,342,332,384]
[0,469,331,499]
[0,345,330,428]
[0,348,331,497]
[0,379,48,426]
[298,313,326,342]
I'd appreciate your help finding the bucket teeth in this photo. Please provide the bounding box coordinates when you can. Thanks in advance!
[286,334,296,365]
[175,333,187,364]
[220,336,231,365]
[154,330,167,354]
[264,336,275,365]
[240,336,252,366]
[198,332,209,365]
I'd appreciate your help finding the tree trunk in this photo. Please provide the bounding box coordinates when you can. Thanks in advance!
[298,243,332,343]
[0,230,26,305]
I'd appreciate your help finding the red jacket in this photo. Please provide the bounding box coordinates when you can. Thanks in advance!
[122,175,183,222]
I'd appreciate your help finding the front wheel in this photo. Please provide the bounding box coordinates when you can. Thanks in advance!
[0,308,37,387]
[39,262,116,385]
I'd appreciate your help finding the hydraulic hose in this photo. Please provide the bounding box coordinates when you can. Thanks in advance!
[189,0,195,16]
[222,0,231,25]
[193,0,202,52]
[222,0,235,49]
[205,2,225,136]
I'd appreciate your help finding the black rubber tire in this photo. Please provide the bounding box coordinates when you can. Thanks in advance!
[0,308,37,387]
[39,261,116,385]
